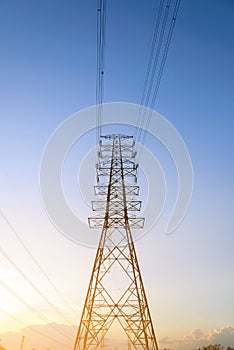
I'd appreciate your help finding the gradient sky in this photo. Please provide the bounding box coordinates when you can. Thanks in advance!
[0,1,234,350]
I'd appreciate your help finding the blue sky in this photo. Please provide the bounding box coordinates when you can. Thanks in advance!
[0,1,234,349]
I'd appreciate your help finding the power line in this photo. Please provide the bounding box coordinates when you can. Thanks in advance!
[139,0,181,161]
[136,0,172,145]
[150,0,181,110]
[0,279,74,341]
[0,307,72,348]
[0,209,78,319]
[0,243,73,325]
[96,0,106,142]
[135,0,181,161]
[135,0,172,157]
[135,0,166,143]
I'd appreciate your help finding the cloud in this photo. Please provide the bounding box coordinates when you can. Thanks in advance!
[159,336,175,345]
[207,326,234,345]
[159,326,234,350]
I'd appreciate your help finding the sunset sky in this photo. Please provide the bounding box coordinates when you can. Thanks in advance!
[0,1,234,350]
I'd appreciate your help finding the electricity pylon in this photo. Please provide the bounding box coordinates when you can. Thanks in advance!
[74,135,158,350]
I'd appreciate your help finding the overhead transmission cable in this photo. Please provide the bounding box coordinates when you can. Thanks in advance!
[0,209,78,319]
[0,307,71,347]
[0,279,73,341]
[0,243,73,325]
[137,0,172,154]
[135,0,166,143]
[136,0,172,144]
[135,0,181,161]
[96,0,106,142]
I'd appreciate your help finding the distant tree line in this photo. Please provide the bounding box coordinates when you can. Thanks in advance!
[197,345,234,350]
[163,345,234,350]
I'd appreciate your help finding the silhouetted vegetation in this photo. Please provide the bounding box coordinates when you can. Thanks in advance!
[196,345,234,350]
[162,346,234,350]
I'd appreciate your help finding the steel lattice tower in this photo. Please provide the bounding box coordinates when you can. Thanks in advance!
[74,135,158,350]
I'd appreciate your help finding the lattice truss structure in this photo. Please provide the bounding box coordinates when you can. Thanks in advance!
[74,135,158,350]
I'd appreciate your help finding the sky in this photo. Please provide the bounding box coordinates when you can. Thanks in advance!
[0,0,234,350]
